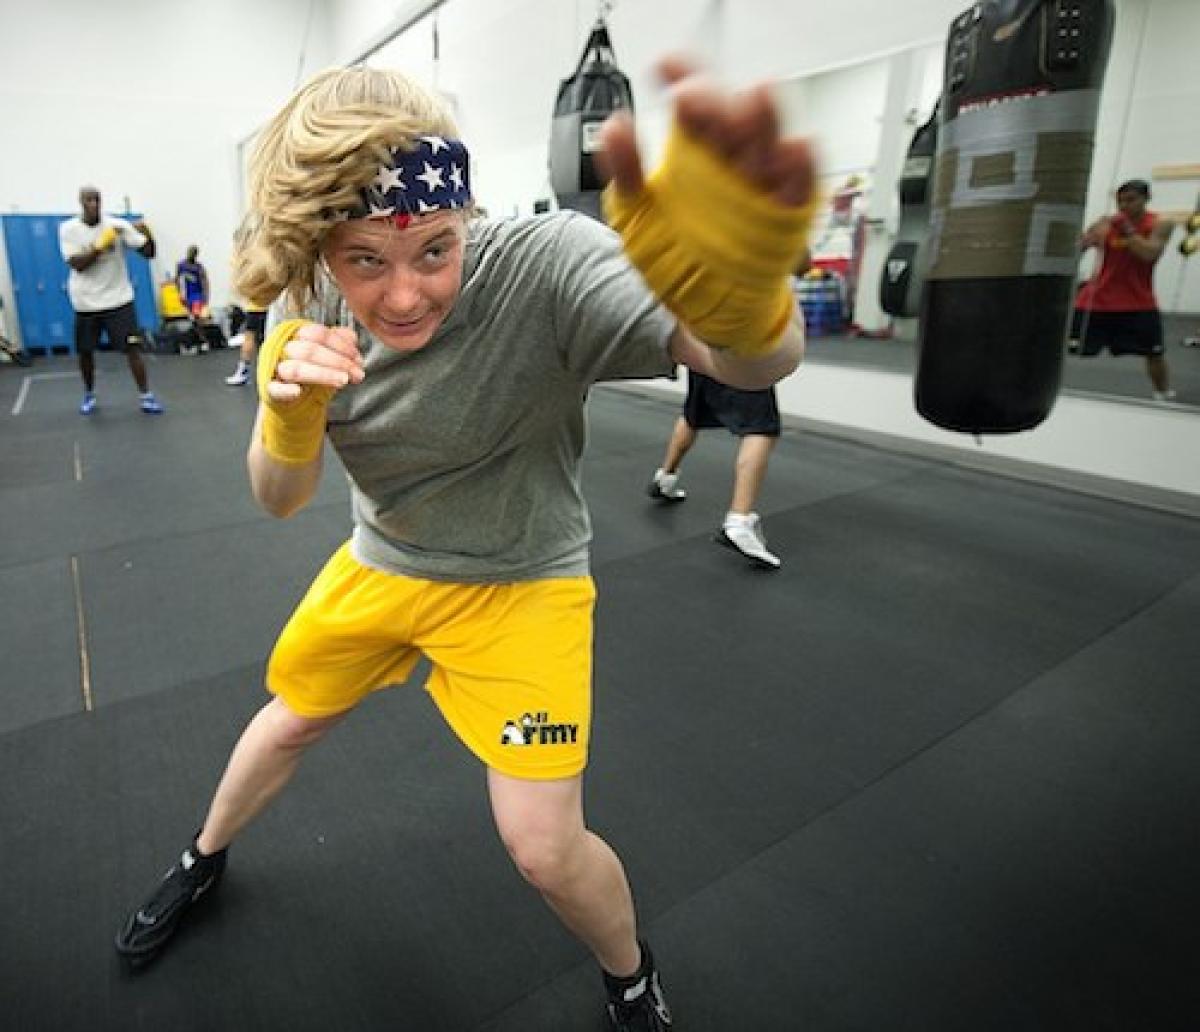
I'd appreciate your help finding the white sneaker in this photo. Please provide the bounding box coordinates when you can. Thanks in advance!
[225,364,249,386]
[717,512,780,569]
[647,468,687,502]
[1152,389,1177,402]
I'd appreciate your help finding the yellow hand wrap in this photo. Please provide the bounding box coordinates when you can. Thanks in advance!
[93,226,117,252]
[603,122,815,357]
[257,319,335,465]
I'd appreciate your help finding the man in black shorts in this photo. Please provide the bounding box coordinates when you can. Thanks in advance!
[1070,179,1176,402]
[224,304,268,385]
[647,370,783,569]
[58,186,164,415]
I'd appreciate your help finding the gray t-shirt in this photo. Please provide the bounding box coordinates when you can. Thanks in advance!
[324,212,676,583]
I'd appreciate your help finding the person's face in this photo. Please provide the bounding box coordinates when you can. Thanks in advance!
[322,212,466,353]
[1116,189,1146,220]
[80,189,101,225]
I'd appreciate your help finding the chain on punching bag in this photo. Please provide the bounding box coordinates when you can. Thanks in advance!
[880,101,940,318]
[548,19,634,217]
[916,0,1115,434]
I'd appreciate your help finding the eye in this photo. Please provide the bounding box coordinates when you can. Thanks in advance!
[422,241,453,265]
[338,250,387,277]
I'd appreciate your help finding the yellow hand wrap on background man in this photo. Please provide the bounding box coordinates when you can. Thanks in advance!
[603,121,815,358]
[257,319,336,465]
[93,226,117,252]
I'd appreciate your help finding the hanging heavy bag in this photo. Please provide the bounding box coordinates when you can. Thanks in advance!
[880,101,940,318]
[916,0,1115,434]
[548,20,634,212]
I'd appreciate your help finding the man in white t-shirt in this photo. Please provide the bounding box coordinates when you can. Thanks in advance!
[58,186,164,415]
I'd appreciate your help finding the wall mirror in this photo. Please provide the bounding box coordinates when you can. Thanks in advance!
[774,0,1199,412]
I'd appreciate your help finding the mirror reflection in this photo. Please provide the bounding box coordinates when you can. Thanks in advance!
[776,1,1199,410]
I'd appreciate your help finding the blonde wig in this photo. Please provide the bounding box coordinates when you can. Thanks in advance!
[234,66,460,313]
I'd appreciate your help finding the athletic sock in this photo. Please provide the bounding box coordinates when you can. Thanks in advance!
[603,943,650,997]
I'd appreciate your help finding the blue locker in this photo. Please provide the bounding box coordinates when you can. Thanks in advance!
[2,213,159,354]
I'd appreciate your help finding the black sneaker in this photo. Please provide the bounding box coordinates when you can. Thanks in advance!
[604,940,673,1030]
[115,840,226,964]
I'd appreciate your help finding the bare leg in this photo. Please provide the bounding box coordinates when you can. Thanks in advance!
[660,416,697,474]
[488,769,641,977]
[241,329,259,366]
[1146,354,1171,393]
[729,433,776,514]
[126,347,150,393]
[195,697,345,855]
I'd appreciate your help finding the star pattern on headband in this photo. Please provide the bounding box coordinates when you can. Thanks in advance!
[416,161,446,192]
[373,166,406,193]
[355,136,472,219]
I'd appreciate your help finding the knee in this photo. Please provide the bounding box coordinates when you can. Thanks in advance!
[500,823,582,895]
[262,699,342,751]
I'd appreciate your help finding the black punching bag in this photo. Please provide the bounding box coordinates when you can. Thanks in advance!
[881,102,940,318]
[916,0,1115,434]
[549,20,633,219]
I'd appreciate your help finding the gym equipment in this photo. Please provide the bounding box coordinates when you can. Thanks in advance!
[798,271,846,336]
[1179,195,1200,256]
[880,102,940,318]
[548,18,633,217]
[915,0,1115,434]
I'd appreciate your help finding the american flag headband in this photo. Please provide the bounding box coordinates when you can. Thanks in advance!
[352,135,472,228]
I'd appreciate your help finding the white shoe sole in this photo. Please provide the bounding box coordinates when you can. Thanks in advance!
[715,529,780,569]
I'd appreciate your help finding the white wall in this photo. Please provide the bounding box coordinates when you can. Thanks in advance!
[332,0,975,219]
[0,0,336,333]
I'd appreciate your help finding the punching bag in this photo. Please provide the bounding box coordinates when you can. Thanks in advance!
[548,20,633,218]
[916,0,1115,434]
[881,102,941,318]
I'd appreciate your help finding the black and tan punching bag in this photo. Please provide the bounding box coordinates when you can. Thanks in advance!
[548,19,633,219]
[881,102,940,318]
[916,0,1115,434]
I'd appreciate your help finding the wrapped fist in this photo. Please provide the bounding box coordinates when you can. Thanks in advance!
[93,225,118,252]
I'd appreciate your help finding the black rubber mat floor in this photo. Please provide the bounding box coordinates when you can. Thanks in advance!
[1,350,1198,1030]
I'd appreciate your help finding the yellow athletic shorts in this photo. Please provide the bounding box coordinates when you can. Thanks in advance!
[267,542,595,780]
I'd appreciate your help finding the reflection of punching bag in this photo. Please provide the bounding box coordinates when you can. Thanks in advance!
[880,102,940,318]
[548,20,633,218]
[916,0,1115,434]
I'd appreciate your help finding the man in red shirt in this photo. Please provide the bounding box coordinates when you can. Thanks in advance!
[1070,179,1176,401]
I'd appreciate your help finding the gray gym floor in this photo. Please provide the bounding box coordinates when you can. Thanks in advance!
[2,347,1199,1031]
